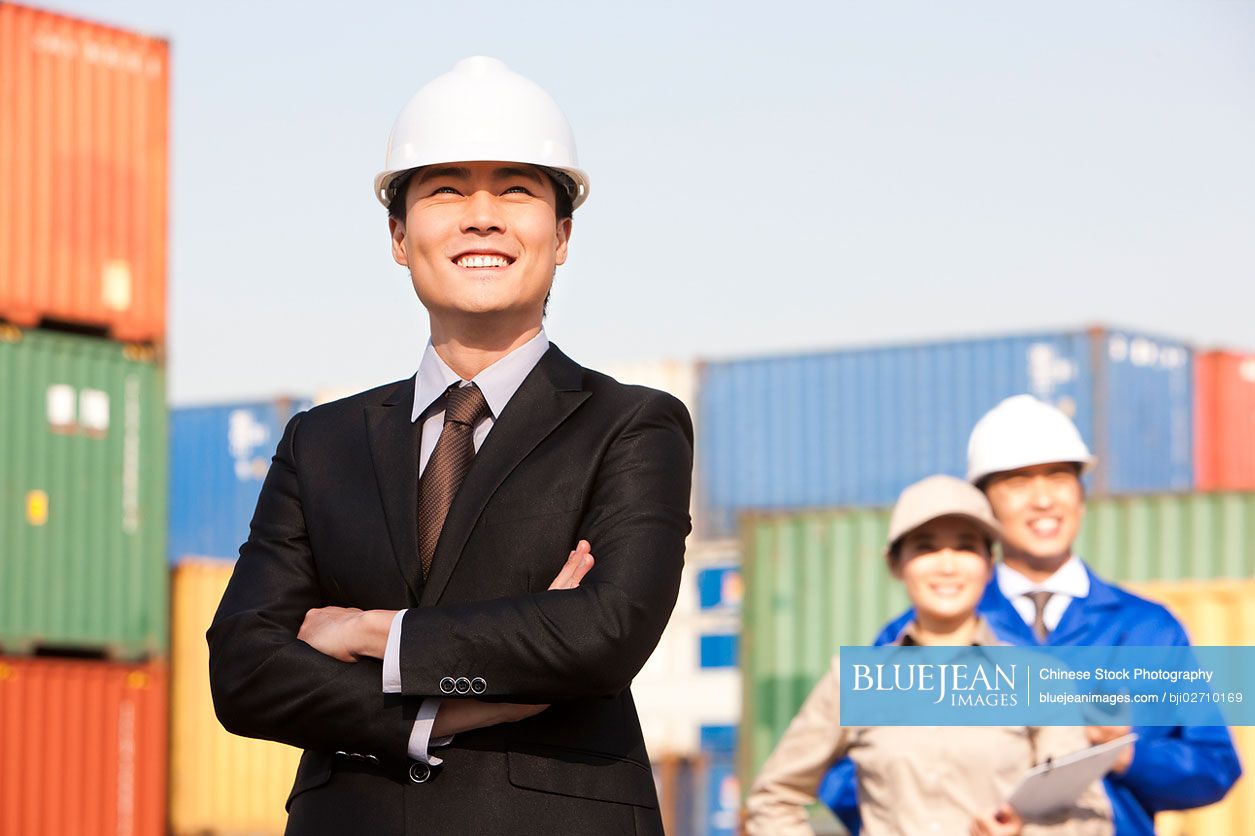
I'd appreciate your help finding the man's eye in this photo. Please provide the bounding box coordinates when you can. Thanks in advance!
[433,186,460,195]
[504,185,532,195]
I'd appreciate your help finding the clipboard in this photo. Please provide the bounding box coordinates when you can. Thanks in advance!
[1007,733,1138,819]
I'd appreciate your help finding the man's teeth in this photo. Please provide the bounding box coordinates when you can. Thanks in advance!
[1030,519,1060,537]
[457,255,509,268]
[931,584,962,596]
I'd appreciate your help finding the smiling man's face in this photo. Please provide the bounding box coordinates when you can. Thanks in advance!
[389,161,571,333]
[983,461,1084,572]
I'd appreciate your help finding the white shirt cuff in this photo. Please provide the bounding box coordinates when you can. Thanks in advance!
[382,609,406,694]
[408,698,454,764]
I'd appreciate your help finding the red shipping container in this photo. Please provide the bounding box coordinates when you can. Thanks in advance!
[0,657,167,836]
[1195,351,1255,490]
[0,3,168,343]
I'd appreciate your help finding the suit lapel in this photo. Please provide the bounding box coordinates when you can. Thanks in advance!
[419,345,590,607]
[365,378,424,603]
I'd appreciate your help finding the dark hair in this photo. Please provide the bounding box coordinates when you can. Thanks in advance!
[886,532,996,568]
[976,461,1085,494]
[385,168,574,222]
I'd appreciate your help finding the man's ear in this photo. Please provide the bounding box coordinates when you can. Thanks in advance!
[389,216,408,267]
[554,217,572,266]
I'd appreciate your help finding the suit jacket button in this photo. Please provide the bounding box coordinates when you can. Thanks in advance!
[439,677,456,695]
[454,676,471,694]
[470,677,486,694]
[409,762,431,784]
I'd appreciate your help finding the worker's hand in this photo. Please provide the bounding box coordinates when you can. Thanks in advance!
[1086,725,1134,773]
[548,540,594,590]
[970,804,1022,836]
[297,605,365,663]
[432,699,550,737]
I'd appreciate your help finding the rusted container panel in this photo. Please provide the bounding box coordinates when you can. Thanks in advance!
[0,3,169,342]
[170,560,301,835]
[1195,351,1255,490]
[0,656,167,836]
[1128,580,1255,836]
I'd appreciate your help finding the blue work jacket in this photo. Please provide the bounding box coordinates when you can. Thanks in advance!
[818,562,1242,836]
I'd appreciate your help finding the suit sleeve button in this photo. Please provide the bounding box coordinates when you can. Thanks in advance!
[439,677,456,694]
[409,762,431,784]
[470,677,486,694]
[454,676,471,694]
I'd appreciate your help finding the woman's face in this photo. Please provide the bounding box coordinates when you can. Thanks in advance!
[892,516,992,630]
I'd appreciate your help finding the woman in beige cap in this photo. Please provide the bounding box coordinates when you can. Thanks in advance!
[744,475,1111,836]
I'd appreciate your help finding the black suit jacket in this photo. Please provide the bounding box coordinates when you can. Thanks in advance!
[207,345,693,835]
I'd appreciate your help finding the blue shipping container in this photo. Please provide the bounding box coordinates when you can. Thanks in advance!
[701,726,739,836]
[699,633,739,669]
[697,327,1193,537]
[169,398,311,561]
[697,565,743,610]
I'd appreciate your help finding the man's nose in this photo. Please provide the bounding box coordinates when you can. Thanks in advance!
[1028,477,1054,509]
[461,190,505,234]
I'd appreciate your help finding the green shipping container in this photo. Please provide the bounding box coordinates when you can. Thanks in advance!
[740,491,1255,782]
[0,326,167,659]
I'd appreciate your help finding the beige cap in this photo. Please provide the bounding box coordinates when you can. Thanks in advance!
[887,474,1002,553]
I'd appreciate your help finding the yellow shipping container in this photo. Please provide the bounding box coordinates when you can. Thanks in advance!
[1129,579,1255,836]
[171,559,301,835]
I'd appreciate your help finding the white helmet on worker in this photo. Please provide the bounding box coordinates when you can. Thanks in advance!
[374,56,590,211]
[967,394,1096,485]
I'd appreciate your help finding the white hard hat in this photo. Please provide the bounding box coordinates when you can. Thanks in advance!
[967,394,1096,484]
[374,56,590,210]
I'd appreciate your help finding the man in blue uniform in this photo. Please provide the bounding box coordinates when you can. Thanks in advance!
[821,395,1241,836]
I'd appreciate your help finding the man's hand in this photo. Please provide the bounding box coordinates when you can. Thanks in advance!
[298,540,596,662]
[297,605,366,662]
[424,541,594,736]
[296,607,396,662]
[549,540,594,589]
[970,804,1022,836]
[1086,725,1135,774]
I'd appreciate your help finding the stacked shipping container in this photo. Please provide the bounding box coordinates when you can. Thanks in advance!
[0,656,168,836]
[0,3,171,831]
[166,398,313,832]
[169,397,311,561]
[0,328,167,658]
[0,3,168,342]
[1196,350,1255,491]
[169,560,301,835]
[697,327,1193,538]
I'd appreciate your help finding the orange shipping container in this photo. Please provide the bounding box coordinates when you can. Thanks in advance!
[1196,351,1255,490]
[0,3,168,343]
[0,656,167,836]
[1130,580,1255,836]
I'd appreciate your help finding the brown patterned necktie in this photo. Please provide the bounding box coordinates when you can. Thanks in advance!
[418,383,490,579]
[1027,590,1054,643]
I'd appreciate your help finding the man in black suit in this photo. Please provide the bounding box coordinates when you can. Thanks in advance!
[207,56,693,835]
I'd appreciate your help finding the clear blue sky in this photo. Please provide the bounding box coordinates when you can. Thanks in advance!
[42,1,1255,404]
